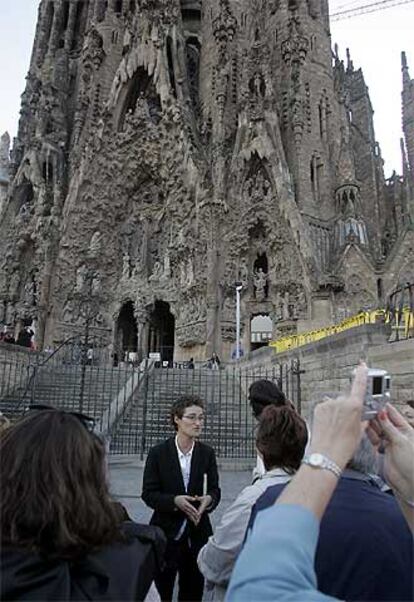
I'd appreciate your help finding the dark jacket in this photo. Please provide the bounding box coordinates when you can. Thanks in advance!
[249,470,414,602]
[1,522,166,601]
[142,437,220,549]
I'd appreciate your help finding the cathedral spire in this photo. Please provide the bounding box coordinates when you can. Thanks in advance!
[401,51,414,175]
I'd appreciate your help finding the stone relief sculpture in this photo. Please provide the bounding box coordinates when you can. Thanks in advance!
[254,268,268,302]
[0,0,412,356]
[88,231,103,258]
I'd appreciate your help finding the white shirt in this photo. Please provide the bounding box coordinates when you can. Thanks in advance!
[175,436,195,540]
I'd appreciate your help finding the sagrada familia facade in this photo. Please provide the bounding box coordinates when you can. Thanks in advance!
[0,0,413,361]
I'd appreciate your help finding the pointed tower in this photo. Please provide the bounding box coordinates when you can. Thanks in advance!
[401,51,414,176]
[0,132,11,213]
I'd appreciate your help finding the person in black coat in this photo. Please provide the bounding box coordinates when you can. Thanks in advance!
[142,395,221,602]
[0,407,165,601]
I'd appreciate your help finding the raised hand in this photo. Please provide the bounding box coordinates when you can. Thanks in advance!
[367,403,414,504]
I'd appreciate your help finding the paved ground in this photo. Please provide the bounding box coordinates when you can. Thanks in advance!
[109,456,254,526]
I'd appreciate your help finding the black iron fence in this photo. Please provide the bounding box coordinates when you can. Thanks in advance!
[0,343,302,459]
[386,282,414,341]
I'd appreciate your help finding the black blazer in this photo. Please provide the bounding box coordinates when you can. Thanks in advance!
[142,437,220,548]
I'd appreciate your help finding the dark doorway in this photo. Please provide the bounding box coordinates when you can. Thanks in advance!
[116,301,138,360]
[148,300,175,364]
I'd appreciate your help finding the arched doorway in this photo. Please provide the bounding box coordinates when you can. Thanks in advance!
[116,301,138,361]
[148,300,175,365]
[250,314,273,351]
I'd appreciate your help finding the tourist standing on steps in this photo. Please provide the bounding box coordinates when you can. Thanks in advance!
[142,396,221,602]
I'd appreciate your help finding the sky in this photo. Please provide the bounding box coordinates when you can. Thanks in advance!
[0,1,413,176]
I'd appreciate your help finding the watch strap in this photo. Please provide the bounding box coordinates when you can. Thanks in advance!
[302,453,342,479]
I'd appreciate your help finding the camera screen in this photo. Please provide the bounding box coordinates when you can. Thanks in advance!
[372,376,383,396]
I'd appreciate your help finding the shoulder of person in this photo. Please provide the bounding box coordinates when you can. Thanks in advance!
[196,440,217,456]
[148,437,175,456]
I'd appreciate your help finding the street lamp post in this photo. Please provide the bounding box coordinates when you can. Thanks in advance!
[235,281,243,360]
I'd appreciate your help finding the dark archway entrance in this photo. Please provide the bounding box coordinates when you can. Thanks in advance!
[116,301,138,361]
[148,300,175,364]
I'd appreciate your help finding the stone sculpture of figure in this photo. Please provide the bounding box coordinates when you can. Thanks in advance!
[149,261,162,282]
[187,258,194,286]
[122,252,131,279]
[163,251,171,278]
[180,262,187,287]
[9,271,21,297]
[88,231,103,258]
[254,268,268,302]
[75,264,87,293]
[91,272,101,295]
[24,277,35,306]
[282,292,293,320]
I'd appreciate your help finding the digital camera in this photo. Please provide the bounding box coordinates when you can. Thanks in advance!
[352,367,391,420]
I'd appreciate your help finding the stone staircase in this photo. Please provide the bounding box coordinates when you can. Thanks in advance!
[110,368,256,458]
[0,363,138,423]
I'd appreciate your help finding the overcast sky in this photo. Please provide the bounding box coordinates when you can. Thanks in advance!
[0,1,412,176]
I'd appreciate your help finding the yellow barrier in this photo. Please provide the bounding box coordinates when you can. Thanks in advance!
[269,308,414,354]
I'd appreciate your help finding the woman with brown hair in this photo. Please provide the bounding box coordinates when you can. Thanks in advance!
[197,404,307,602]
[0,407,165,601]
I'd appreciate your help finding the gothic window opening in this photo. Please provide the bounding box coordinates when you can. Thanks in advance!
[62,1,70,31]
[116,67,161,131]
[96,0,108,23]
[114,0,123,14]
[310,153,323,202]
[40,1,55,62]
[377,278,383,302]
[116,301,138,358]
[71,2,86,51]
[166,37,177,98]
[181,1,202,34]
[148,300,175,365]
[14,178,34,216]
[129,0,136,13]
[186,37,201,110]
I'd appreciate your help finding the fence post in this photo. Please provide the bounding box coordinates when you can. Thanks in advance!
[140,359,149,461]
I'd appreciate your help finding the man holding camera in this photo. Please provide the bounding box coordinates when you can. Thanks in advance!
[142,395,220,602]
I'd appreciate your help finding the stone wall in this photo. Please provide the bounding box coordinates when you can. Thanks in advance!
[237,323,414,417]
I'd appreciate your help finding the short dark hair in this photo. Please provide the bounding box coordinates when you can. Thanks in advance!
[0,410,122,559]
[256,405,307,473]
[170,395,204,431]
[249,379,287,419]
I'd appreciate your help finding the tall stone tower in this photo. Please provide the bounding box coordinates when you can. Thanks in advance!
[0,0,413,361]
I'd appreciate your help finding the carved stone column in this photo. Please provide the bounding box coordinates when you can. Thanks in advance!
[48,0,64,55]
[64,2,78,51]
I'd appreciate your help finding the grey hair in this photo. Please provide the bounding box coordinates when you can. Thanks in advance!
[308,398,378,476]
[347,433,378,475]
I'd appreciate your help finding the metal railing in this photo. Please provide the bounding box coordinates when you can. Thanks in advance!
[0,345,302,459]
[386,282,414,341]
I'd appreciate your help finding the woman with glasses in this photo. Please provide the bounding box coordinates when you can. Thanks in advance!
[197,404,308,601]
[0,407,165,601]
[142,395,221,602]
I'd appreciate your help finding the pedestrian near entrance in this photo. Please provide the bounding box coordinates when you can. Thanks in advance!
[142,396,221,602]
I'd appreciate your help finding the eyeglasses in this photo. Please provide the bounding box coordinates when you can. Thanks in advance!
[182,414,205,422]
[25,404,96,433]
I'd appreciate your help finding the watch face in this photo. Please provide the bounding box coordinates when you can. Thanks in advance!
[311,453,324,467]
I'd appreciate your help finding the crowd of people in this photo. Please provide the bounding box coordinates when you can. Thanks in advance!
[0,325,35,348]
[0,362,413,601]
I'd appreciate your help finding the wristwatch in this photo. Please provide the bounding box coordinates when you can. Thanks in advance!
[302,453,342,479]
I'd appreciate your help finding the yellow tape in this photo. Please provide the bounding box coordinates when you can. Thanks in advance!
[269,308,413,354]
